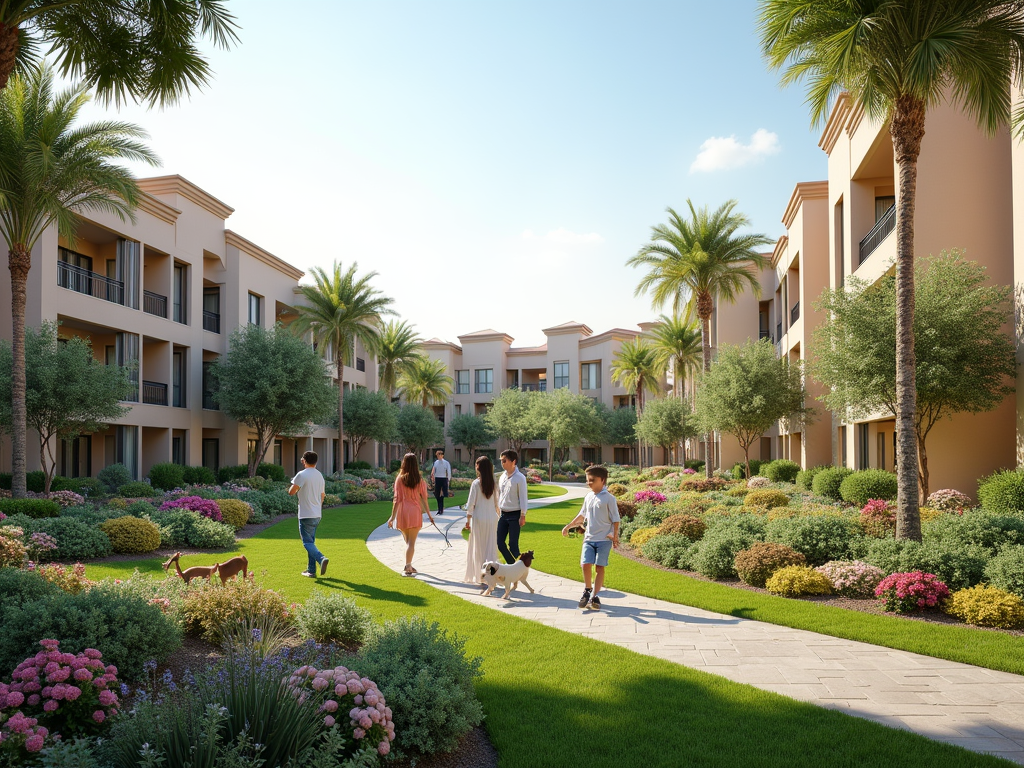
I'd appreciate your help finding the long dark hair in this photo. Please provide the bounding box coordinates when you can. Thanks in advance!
[399,453,422,489]
[476,456,495,498]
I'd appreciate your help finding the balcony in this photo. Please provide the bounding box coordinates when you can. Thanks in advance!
[57,262,124,305]
[356,357,365,372]
[759,330,771,341]
[777,322,782,340]
[859,204,896,265]
[143,290,167,318]
[202,310,220,334]
[790,302,800,324]
[142,380,167,406]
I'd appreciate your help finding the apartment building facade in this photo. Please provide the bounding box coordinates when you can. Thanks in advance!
[0,175,379,482]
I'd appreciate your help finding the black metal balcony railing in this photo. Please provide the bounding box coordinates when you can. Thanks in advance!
[759,330,771,341]
[859,204,896,264]
[203,310,220,334]
[143,290,167,318]
[57,262,124,305]
[142,380,167,406]
[356,357,365,372]
[791,301,800,324]
[202,390,219,410]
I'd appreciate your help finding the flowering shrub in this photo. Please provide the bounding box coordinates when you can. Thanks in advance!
[99,516,161,553]
[0,639,119,740]
[875,571,949,613]
[815,560,885,598]
[182,577,292,643]
[34,563,93,594]
[944,585,1024,629]
[764,565,833,596]
[345,488,376,504]
[46,491,85,508]
[744,489,790,510]
[361,478,387,490]
[25,531,58,562]
[628,527,661,548]
[0,527,26,568]
[657,514,706,542]
[525,474,542,485]
[682,468,697,475]
[286,664,395,756]
[681,477,728,493]
[633,490,667,505]
[927,489,972,514]
[158,495,223,522]
[734,543,806,588]
[643,480,665,488]
[860,499,896,538]
[746,476,771,489]
[0,710,50,758]
[607,483,628,497]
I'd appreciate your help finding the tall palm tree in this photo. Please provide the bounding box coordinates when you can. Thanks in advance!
[0,65,157,498]
[628,200,772,475]
[398,357,453,409]
[376,318,423,467]
[292,262,393,475]
[758,0,1024,541]
[647,314,702,463]
[610,339,663,470]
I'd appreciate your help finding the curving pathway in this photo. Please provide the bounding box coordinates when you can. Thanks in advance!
[366,485,1024,764]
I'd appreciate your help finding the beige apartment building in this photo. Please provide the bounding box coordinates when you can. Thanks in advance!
[0,175,379,482]
[422,321,670,466]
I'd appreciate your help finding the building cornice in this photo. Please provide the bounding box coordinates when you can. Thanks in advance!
[770,235,789,269]
[423,338,463,353]
[580,327,640,348]
[818,92,851,154]
[225,230,304,280]
[137,175,235,220]
[781,180,829,229]
[507,345,548,356]
[542,320,593,337]
[137,192,180,224]
[457,329,514,345]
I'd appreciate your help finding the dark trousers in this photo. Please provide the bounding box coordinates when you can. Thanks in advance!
[497,511,522,564]
[433,478,449,513]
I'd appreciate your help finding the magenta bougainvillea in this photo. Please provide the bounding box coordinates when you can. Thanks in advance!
[634,490,667,505]
[158,495,223,522]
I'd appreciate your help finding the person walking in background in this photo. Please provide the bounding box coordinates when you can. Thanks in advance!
[561,465,620,610]
[497,449,529,564]
[288,450,328,578]
[388,452,433,576]
[430,449,452,515]
[463,455,500,584]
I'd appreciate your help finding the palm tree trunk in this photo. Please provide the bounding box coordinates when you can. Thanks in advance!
[698,296,713,479]
[9,245,29,498]
[917,430,930,503]
[891,94,925,542]
[337,357,345,476]
[0,23,19,90]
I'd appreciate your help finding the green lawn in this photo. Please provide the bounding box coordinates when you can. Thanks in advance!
[85,496,1010,768]
[526,500,1024,676]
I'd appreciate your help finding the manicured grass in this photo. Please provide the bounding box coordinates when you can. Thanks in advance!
[85,498,1010,768]
[525,483,570,499]
[527,500,1024,676]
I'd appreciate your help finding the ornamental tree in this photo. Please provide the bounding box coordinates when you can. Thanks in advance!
[529,389,605,480]
[0,322,132,493]
[396,404,445,461]
[600,403,637,447]
[809,251,1015,515]
[210,324,336,477]
[694,339,811,481]
[340,388,398,459]
[446,414,495,463]
[484,387,539,457]
[634,396,696,462]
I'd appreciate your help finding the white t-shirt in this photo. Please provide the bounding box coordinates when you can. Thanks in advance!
[291,467,326,519]
[432,458,452,480]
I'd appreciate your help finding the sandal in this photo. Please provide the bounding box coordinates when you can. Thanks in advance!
[403,565,416,576]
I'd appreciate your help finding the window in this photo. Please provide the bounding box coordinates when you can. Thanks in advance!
[858,423,870,470]
[202,361,219,410]
[173,263,187,324]
[172,351,185,407]
[202,438,219,472]
[455,404,462,416]
[115,425,139,480]
[582,447,601,464]
[172,436,184,466]
[203,288,220,333]
[274,439,283,466]
[553,362,569,389]
[581,362,600,390]
[248,293,261,326]
[875,195,895,222]
[474,368,493,394]
[455,370,470,394]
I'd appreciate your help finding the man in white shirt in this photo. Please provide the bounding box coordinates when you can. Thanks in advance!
[288,450,328,577]
[430,449,452,515]
[497,449,529,563]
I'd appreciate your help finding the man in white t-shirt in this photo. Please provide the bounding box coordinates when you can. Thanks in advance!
[430,449,452,515]
[288,450,328,577]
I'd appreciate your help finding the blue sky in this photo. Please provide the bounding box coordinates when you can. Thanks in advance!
[80,0,829,347]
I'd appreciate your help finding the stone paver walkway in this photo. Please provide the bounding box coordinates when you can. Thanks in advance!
[367,484,1024,764]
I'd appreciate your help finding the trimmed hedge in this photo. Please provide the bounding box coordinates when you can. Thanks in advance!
[731,460,763,480]
[148,462,186,491]
[978,469,1024,514]
[99,516,162,554]
[217,462,288,484]
[97,463,132,493]
[796,466,829,491]
[117,481,158,498]
[812,467,853,501]
[762,460,800,484]
[0,498,60,519]
[839,470,898,507]
[182,465,217,485]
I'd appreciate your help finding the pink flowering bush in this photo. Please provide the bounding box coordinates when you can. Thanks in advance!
[926,489,972,514]
[875,571,950,613]
[286,664,395,757]
[682,468,697,475]
[0,709,51,758]
[816,560,886,598]
[35,563,93,594]
[634,490,667,505]
[25,531,58,562]
[158,495,223,522]
[746,476,771,489]
[860,499,896,538]
[0,640,119,741]
[360,478,387,490]
[46,490,85,508]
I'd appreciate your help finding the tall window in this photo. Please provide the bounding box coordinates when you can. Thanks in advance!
[202,438,219,472]
[553,361,569,389]
[172,436,184,466]
[203,287,220,333]
[474,368,493,394]
[455,370,470,394]
[172,351,185,407]
[248,292,261,326]
[874,195,895,222]
[173,263,187,324]
[202,361,219,410]
[581,362,600,390]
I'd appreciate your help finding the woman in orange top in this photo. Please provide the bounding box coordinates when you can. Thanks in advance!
[387,453,433,576]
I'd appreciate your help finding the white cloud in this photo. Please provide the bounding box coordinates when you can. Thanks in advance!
[689,129,781,173]
[520,228,604,245]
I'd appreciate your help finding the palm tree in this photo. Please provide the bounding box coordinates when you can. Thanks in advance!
[377,319,423,467]
[292,262,393,475]
[758,0,1024,541]
[647,314,702,463]
[610,339,663,470]
[0,65,157,498]
[628,200,772,475]
[0,1,238,101]
[398,357,453,409]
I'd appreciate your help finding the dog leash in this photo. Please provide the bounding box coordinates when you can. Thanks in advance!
[430,518,453,549]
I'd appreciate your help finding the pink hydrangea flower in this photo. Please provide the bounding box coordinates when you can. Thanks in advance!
[92,710,105,723]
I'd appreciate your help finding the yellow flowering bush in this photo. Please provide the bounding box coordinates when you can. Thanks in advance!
[744,489,790,510]
[215,498,253,530]
[628,527,661,547]
[98,515,161,553]
[765,565,833,597]
[182,576,293,643]
[944,585,1024,629]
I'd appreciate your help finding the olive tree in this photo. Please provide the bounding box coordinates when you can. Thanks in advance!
[446,414,495,463]
[634,397,696,464]
[529,388,605,480]
[484,388,539,457]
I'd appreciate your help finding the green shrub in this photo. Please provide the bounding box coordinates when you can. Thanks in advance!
[692,522,763,579]
[762,460,800,484]
[181,577,291,644]
[217,463,287,484]
[766,515,858,566]
[944,585,1024,629]
[864,537,925,575]
[839,469,898,506]
[765,565,833,596]
[731,460,763,480]
[357,616,483,759]
[812,467,853,501]
[0,567,61,614]
[641,534,697,569]
[182,465,217,485]
[616,498,636,518]
[918,542,989,591]
[117,480,158,498]
[977,469,1024,513]
[97,463,132,493]
[744,489,790,510]
[796,466,830,491]
[237,474,272,491]
[151,510,235,549]
[0,498,60,518]
[657,514,706,541]
[21,470,46,493]
[345,487,376,504]
[99,516,162,554]
[295,589,372,646]
[345,460,373,471]
[15,517,112,561]
[734,542,806,588]
[148,462,186,491]
[985,544,1024,598]
[215,498,253,529]
[923,510,1024,555]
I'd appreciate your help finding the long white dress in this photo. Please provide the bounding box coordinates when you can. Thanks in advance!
[463,477,500,583]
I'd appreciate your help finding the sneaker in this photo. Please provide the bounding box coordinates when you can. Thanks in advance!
[300,571,316,578]
[578,589,592,609]
[588,595,601,611]
[320,558,329,576]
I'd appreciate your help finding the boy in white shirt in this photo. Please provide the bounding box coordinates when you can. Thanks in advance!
[430,449,452,515]
[288,450,328,577]
[561,465,620,610]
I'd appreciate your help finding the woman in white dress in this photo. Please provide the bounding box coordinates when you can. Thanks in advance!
[463,455,501,583]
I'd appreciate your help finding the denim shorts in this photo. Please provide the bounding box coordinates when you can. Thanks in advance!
[581,539,613,567]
